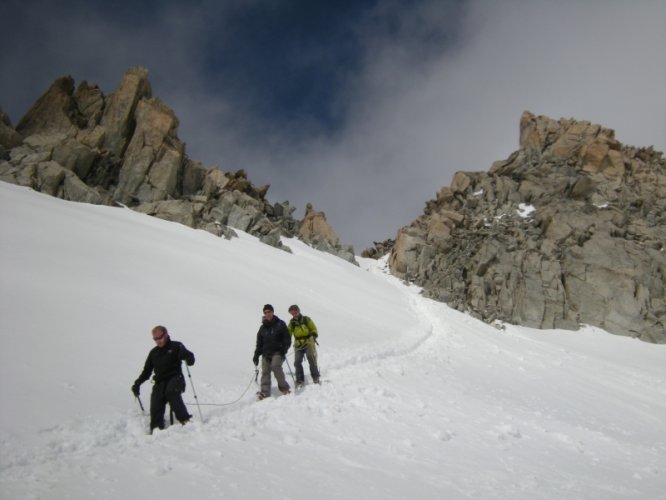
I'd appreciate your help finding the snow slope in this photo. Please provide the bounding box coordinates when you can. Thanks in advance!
[1,181,665,500]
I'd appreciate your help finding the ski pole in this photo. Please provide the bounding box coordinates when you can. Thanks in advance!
[136,395,145,413]
[185,364,204,423]
[284,354,296,385]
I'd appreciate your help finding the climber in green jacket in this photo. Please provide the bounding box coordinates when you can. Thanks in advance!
[287,304,320,387]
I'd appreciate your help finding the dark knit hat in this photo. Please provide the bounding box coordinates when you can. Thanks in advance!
[263,304,274,312]
[288,304,300,312]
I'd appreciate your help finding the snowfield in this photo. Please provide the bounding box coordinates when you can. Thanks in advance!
[1,181,665,500]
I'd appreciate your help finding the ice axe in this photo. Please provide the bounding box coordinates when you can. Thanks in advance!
[135,395,145,413]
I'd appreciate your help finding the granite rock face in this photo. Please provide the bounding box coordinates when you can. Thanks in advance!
[0,68,356,262]
[389,111,665,343]
[299,203,356,264]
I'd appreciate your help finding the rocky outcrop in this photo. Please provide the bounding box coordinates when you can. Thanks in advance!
[115,96,183,204]
[361,238,395,259]
[1,110,23,151]
[299,203,356,264]
[100,67,152,159]
[0,68,356,262]
[390,111,665,343]
[15,77,82,137]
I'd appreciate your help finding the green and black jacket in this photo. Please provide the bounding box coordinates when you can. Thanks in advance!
[287,314,318,348]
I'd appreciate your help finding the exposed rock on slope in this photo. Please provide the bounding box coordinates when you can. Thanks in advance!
[361,238,395,259]
[0,68,356,264]
[299,203,356,262]
[390,111,665,343]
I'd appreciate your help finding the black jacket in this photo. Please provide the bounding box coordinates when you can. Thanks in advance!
[253,316,291,362]
[135,339,195,385]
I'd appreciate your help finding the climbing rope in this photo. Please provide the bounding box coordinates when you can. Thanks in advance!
[184,346,310,408]
[184,369,257,408]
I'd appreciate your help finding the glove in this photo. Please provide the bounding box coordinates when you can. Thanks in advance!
[253,355,259,366]
[131,383,140,397]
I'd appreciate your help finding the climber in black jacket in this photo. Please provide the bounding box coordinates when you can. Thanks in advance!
[253,304,291,399]
[132,325,195,433]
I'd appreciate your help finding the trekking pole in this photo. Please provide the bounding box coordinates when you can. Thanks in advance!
[185,364,204,423]
[135,395,145,413]
[284,354,296,385]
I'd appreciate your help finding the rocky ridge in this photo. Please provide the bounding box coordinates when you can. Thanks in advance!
[389,111,665,343]
[0,68,356,264]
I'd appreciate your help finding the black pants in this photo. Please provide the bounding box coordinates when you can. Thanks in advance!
[150,374,190,430]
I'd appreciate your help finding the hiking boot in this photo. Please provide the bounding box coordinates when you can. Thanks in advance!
[256,391,268,400]
[313,377,320,384]
[280,388,291,395]
[295,381,304,388]
[150,424,165,434]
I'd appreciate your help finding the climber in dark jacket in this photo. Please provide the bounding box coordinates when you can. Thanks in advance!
[253,304,291,399]
[132,325,195,433]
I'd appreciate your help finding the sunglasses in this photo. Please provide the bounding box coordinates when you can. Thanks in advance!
[153,333,166,341]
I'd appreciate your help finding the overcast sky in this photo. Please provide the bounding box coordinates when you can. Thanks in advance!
[2,0,665,250]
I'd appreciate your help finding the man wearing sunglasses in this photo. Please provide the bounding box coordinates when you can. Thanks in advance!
[252,304,291,399]
[131,325,195,433]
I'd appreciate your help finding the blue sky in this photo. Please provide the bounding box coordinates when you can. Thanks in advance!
[2,0,665,250]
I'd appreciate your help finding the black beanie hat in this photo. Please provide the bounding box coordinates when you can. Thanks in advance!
[263,304,274,312]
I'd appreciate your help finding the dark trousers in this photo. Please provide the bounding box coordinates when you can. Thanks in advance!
[150,374,190,430]
[294,342,319,383]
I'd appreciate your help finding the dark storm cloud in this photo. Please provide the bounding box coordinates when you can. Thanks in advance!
[1,0,211,118]
[2,1,665,251]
